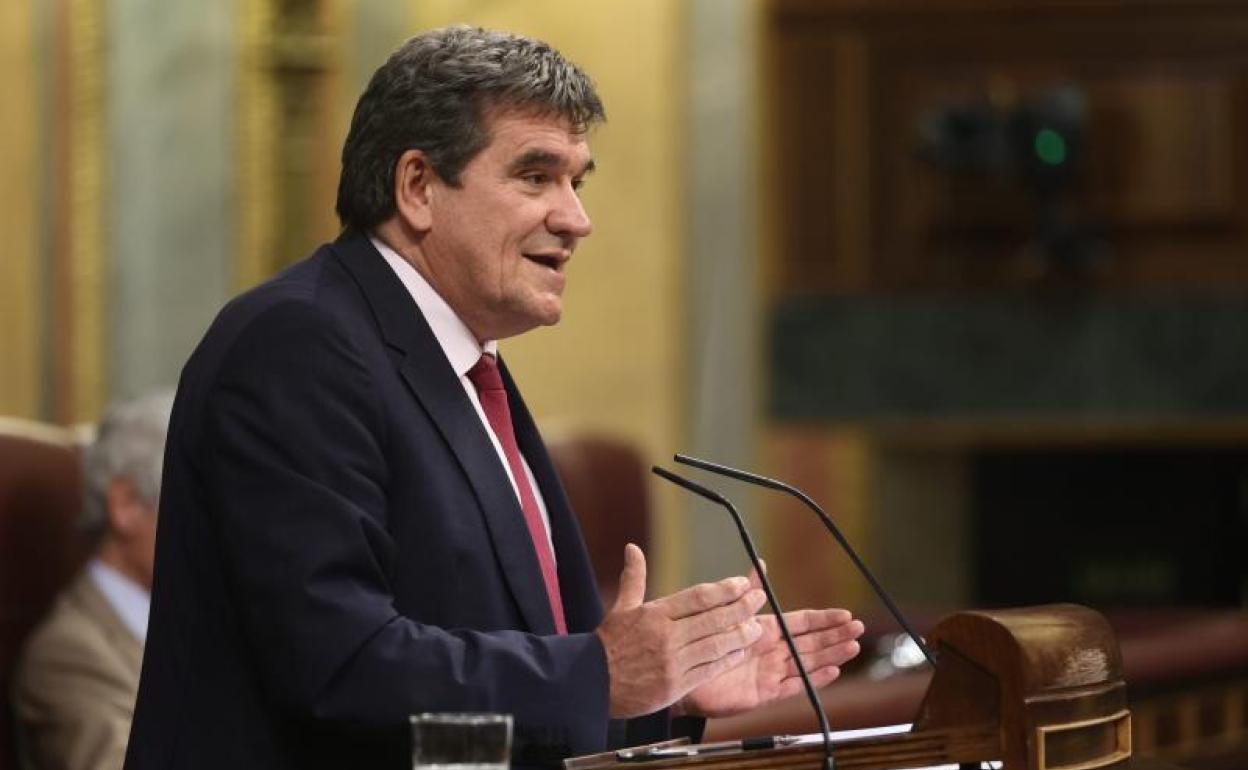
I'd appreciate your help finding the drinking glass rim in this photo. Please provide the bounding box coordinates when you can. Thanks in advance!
[409,712,513,725]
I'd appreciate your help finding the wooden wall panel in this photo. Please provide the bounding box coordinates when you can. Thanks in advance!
[769,0,1248,292]
[762,427,874,613]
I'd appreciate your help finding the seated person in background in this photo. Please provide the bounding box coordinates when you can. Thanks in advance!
[13,391,174,770]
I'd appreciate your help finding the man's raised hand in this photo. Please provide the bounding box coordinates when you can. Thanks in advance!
[595,544,767,718]
[675,565,865,718]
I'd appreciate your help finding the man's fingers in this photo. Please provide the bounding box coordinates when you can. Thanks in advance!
[746,560,767,591]
[676,588,766,644]
[676,618,765,670]
[762,625,862,672]
[613,543,647,611]
[780,608,856,636]
[773,664,842,699]
[784,619,865,653]
[783,640,860,677]
[660,575,753,620]
[680,644,750,693]
[752,612,862,650]
[785,629,846,656]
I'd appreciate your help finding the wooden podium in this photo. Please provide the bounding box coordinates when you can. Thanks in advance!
[582,605,1167,770]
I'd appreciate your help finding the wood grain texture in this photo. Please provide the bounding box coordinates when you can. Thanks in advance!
[767,0,1248,292]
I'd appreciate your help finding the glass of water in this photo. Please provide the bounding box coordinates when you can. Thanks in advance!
[410,712,513,770]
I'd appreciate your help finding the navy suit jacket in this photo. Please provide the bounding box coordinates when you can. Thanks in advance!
[125,231,676,769]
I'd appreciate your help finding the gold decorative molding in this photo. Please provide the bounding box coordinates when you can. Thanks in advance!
[235,0,347,291]
[0,0,42,418]
[235,0,279,290]
[52,0,108,423]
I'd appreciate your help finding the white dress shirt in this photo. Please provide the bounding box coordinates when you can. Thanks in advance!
[88,558,151,643]
[373,237,556,553]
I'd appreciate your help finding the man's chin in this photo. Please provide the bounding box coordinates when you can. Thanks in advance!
[529,296,564,328]
[491,307,562,340]
[540,307,564,327]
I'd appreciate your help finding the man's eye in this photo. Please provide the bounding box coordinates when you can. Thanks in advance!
[522,173,549,186]
[572,178,586,192]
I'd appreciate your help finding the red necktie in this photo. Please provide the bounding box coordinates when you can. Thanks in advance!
[466,354,568,634]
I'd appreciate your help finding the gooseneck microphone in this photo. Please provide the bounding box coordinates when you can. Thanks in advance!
[673,453,937,669]
[652,466,837,770]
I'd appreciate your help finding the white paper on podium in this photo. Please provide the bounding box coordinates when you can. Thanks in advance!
[790,725,1002,769]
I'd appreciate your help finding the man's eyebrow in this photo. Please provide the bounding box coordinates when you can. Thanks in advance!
[508,149,596,176]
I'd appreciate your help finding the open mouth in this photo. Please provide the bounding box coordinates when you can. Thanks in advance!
[524,253,565,271]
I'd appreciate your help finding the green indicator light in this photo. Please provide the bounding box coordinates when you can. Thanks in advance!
[1035,128,1067,166]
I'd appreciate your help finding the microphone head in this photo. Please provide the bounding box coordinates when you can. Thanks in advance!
[650,465,729,505]
[674,452,787,492]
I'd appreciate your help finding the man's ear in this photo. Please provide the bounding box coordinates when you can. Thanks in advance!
[105,477,147,539]
[393,149,436,232]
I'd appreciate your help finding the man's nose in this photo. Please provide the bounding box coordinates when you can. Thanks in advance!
[548,184,593,239]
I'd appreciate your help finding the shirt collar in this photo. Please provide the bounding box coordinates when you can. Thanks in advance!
[371,236,498,376]
[87,558,150,643]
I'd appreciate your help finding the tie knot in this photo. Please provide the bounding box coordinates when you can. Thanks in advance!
[467,353,505,393]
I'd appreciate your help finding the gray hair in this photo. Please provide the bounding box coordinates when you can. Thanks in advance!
[80,390,175,537]
[335,24,606,232]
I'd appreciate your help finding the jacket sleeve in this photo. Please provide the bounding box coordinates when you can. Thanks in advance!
[12,627,135,770]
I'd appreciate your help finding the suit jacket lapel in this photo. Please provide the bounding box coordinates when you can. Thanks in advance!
[500,358,606,632]
[330,231,557,635]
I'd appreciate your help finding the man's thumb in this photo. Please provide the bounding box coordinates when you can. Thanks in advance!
[613,543,646,610]
[748,559,767,590]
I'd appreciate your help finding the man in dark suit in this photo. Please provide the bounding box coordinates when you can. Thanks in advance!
[125,25,863,770]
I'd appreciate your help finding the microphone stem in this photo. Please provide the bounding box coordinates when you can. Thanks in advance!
[674,454,937,668]
[808,498,935,668]
[721,497,836,770]
[652,467,836,770]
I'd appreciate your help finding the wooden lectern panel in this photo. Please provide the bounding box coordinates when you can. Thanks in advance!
[575,605,1153,770]
[916,605,1131,769]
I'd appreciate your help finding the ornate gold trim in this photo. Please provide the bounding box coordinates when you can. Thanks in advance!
[63,0,108,422]
[0,0,42,418]
[235,0,278,290]
[235,0,347,288]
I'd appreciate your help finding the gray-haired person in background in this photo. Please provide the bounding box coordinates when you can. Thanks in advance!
[13,390,174,770]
